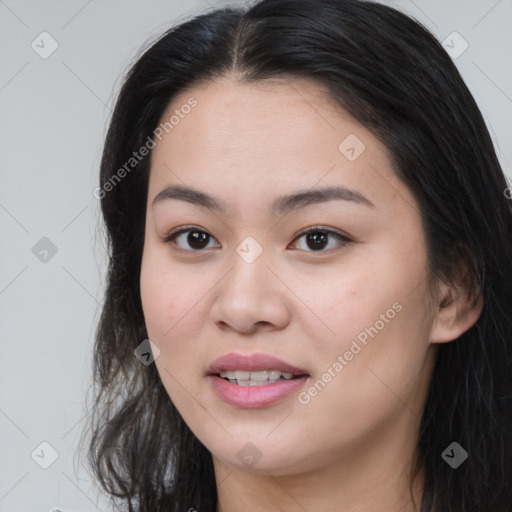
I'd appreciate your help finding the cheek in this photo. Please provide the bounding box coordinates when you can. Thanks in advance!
[297,266,388,346]
[309,288,431,423]
[140,250,196,335]
[139,257,201,399]
[140,267,174,339]
[139,251,215,376]
[300,257,427,390]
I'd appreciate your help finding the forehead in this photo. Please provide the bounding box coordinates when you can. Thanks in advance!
[164,75,347,150]
[147,75,415,220]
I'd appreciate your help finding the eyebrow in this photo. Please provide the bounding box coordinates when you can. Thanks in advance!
[151,184,375,215]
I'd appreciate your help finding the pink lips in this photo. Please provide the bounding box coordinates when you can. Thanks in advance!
[207,352,310,408]
[208,374,309,408]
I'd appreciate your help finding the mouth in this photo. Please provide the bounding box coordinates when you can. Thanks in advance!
[215,369,309,386]
[207,352,310,386]
[208,371,310,408]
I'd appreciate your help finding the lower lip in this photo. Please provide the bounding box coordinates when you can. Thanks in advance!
[208,375,309,408]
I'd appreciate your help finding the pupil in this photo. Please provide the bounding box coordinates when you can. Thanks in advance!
[307,231,328,250]
[188,231,209,249]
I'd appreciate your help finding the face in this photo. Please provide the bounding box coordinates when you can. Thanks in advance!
[139,76,438,477]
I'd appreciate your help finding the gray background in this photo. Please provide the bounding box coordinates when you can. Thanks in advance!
[1,0,511,511]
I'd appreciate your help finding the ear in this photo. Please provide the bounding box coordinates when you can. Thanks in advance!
[430,279,484,344]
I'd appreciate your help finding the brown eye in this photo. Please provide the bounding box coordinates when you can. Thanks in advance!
[164,225,350,254]
[291,227,350,252]
[164,227,219,251]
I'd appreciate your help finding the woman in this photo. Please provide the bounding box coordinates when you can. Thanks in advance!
[79,0,512,510]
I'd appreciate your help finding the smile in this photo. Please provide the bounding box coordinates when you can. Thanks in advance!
[218,369,299,385]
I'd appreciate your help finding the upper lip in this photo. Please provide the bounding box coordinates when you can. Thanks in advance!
[207,352,309,376]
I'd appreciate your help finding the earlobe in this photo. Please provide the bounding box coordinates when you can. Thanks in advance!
[430,283,484,344]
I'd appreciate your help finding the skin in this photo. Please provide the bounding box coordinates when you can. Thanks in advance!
[139,75,483,512]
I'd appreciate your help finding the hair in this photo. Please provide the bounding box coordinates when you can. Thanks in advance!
[78,1,512,511]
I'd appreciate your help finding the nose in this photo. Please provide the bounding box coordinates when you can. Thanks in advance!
[209,247,292,334]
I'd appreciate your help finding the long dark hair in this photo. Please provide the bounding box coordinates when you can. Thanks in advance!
[78,1,512,510]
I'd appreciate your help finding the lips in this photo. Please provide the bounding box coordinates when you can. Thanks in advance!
[207,352,309,377]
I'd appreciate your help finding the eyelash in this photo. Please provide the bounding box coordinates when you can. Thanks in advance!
[163,225,351,254]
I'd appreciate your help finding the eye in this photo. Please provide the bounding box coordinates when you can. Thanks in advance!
[163,225,351,253]
[289,226,351,252]
[163,225,220,251]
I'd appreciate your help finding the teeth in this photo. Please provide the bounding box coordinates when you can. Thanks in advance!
[234,370,250,380]
[268,369,282,380]
[219,369,296,381]
[231,379,282,386]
